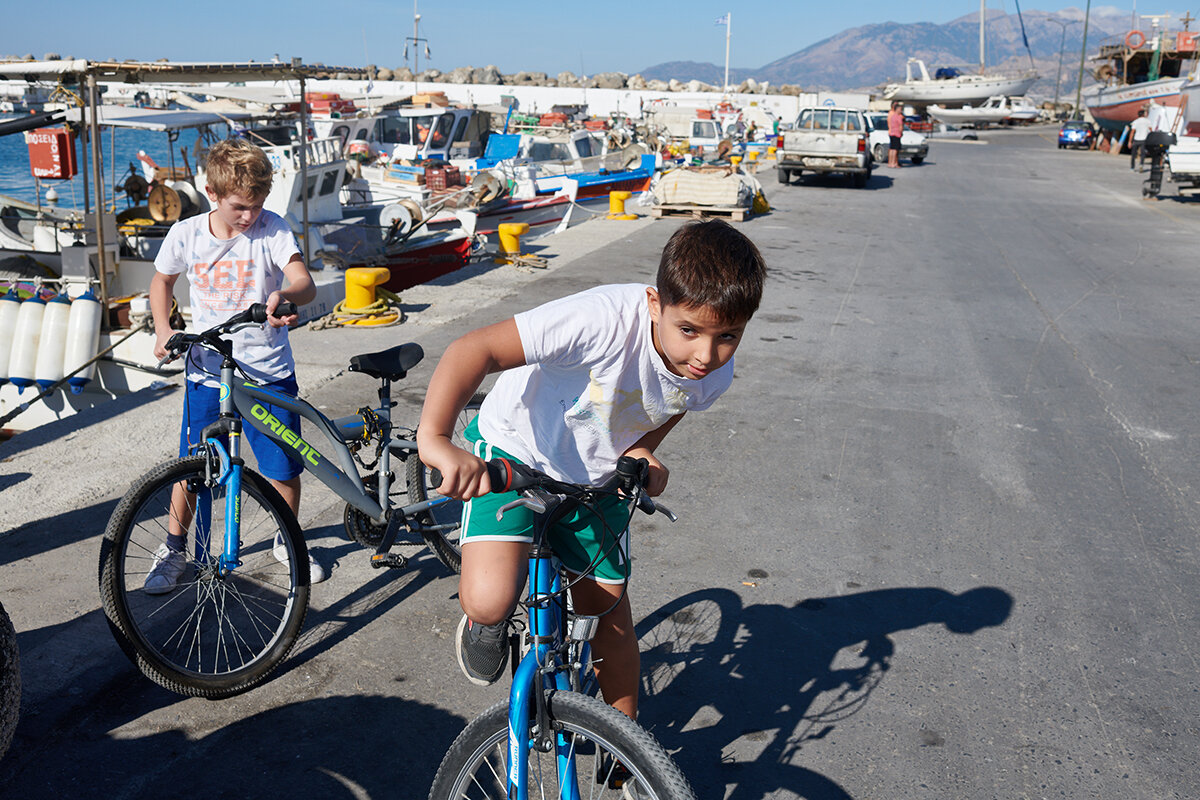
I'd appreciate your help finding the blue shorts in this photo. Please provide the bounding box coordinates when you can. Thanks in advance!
[179,374,304,482]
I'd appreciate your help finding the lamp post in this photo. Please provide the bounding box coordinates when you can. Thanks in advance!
[1048,17,1077,118]
[1073,0,1093,120]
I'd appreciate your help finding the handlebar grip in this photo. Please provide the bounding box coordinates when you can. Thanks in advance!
[248,302,299,324]
[427,458,527,494]
[275,301,298,318]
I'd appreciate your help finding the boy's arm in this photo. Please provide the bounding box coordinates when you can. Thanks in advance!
[267,255,316,328]
[623,413,685,497]
[417,318,527,500]
[149,271,180,360]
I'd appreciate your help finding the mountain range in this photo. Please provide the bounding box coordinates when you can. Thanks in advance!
[640,7,1144,96]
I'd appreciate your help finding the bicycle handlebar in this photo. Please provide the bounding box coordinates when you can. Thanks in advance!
[158,301,299,366]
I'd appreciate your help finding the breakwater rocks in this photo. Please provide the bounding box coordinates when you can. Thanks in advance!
[340,65,805,96]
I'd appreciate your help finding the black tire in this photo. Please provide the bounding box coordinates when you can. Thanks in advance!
[0,601,19,761]
[853,170,869,188]
[873,143,888,162]
[776,166,790,184]
[404,392,486,573]
[98,456,309,698]
[428,693,696,800]
[911,155,925,164]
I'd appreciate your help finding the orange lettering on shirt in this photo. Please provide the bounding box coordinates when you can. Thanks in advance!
[235,260,255,289]
[191,262,210,289]
[212,260,233,289]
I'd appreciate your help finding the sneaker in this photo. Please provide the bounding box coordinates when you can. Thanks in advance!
[272,535,328,583]
[144,543,187,595]
[455,613,509,686]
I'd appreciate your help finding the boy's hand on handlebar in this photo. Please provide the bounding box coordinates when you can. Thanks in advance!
[266,293,299,328]
[623,447,669,497]
[421,439,492,500]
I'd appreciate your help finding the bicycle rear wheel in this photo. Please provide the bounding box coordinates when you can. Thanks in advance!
[0,600,19,761]
[405,392,485,573]
[98,455,310,698]
[428,692,696,800]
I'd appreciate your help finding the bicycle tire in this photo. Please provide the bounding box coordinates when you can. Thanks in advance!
[98,455,310,698]
[0,600,19,761]
[428,692,696,800]
[405,392,486,573]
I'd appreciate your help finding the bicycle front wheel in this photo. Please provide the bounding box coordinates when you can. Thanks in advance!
[428,692,696,800]
[405,392,485,573]
[98,455,310,698]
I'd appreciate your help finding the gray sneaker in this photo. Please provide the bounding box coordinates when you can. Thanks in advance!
[272,534,328,583]
[454,614,509,686]
[144,544,187,595]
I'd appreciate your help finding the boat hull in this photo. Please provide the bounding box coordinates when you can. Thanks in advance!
[885,74,1037,106]
[1084,77,1187,133]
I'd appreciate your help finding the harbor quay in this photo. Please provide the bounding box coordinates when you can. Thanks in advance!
[3,127,1200,798]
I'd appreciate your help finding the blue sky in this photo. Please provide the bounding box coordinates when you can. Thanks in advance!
[3,3,1140,75]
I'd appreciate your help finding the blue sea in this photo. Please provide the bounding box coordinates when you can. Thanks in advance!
[0,118,217,210]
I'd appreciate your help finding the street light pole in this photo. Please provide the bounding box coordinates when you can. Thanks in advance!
[1073,0,1093,120]
[1048,17,1077,117]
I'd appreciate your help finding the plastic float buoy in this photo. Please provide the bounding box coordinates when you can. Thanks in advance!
[34,292,71,390]
[1126,30,1146,49]
[64,289,102,393]
[8,292,46,392]
[0,289,21,385]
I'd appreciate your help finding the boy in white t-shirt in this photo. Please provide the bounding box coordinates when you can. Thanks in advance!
[143,137,323,593]
[417,219,766,721]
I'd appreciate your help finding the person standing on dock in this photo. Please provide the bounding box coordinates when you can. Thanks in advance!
[1128,108,1152,172]
[887,102,904,168]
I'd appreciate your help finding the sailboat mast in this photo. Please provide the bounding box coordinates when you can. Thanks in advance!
[980,0,986,72]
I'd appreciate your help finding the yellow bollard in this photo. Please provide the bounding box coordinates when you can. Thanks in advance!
[747,150,759,162]
[768,145,777,158]
[345,267,391,310]
[607,190,637,220]
[496,222,530,264]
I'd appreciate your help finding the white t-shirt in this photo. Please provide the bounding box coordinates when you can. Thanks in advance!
[1130,116,1152,142]
[477,283,735,485]
[155,209,301,386]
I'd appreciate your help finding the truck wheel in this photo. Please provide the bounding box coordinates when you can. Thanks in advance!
[777,167,790,185]
[853,171,869,188]
[911,155,924,164]
[873,143,888,162]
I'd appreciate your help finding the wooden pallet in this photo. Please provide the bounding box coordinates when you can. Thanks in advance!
[651,203,749,222]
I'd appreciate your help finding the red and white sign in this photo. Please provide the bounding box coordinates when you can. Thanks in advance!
[25,127,77,179]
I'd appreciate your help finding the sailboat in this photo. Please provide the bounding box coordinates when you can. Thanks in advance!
[883,1,1038,108]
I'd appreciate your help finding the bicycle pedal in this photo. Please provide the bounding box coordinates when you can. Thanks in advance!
[370,553,409,570]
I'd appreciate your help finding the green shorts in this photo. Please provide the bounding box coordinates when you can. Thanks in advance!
[461,419,634,584]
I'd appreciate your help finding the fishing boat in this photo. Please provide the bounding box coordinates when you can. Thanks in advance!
[927,94,1039,126]
[1083,18,1198,133]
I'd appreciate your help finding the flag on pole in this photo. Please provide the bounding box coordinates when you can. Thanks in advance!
[715,13,729,25]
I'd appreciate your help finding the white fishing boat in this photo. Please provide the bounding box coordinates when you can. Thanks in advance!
[928,95,1037,126]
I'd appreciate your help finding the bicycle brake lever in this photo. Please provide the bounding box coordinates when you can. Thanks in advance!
[654,502,678,522]
[497,496,547,521]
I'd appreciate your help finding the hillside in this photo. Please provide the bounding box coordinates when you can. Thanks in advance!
[641,8,1139,95]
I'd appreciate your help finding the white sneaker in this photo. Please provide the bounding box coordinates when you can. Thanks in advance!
[144,544,187,595]
[273,535,328,583]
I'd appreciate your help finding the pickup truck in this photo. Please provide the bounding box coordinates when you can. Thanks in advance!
[776,106,872,188]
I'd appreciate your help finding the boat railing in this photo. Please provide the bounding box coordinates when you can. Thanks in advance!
[261,136,345,174]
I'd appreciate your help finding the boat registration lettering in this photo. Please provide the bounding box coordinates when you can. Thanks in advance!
[249,403,321,467]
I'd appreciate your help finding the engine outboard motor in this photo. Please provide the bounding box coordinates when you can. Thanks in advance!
[1143,130,1176,198]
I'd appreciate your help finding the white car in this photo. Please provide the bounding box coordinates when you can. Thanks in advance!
[865,113,929,164]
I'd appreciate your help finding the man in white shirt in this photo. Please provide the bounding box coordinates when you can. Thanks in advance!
[1129,108,1152,172]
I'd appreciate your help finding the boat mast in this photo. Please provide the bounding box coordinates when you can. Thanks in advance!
[980,0,986,73]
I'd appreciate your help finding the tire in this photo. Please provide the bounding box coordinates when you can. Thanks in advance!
[910,155,925,164]
[873,143,887,162]
[98,455,309,698]
[0,601,19,761]
[428,693,696,800]
[853,170,869,188]
[776,166,790,184]
[404,392,486,573]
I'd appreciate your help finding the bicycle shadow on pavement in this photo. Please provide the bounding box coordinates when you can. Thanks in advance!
[0,689,463,799]
[636,585,1014,800]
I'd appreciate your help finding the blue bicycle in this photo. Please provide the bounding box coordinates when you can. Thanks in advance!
[427,458,697,800]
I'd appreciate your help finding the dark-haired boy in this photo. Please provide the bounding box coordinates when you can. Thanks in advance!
[417,219,766,720]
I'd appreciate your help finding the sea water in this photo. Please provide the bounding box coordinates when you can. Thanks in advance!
[0,118,217,210]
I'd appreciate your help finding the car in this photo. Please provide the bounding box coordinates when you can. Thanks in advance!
[1058,120,1096,149]
[865,113,929,164]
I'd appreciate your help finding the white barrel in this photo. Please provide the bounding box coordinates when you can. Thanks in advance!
[34,293,72,391]
[0,290,21,385]
[8,294,46,392]
[64,289,103,394]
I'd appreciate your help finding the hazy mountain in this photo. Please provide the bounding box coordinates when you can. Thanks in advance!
[641,7,1144,95]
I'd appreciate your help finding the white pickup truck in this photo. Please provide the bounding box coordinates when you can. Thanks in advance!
[776,106,872,188]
